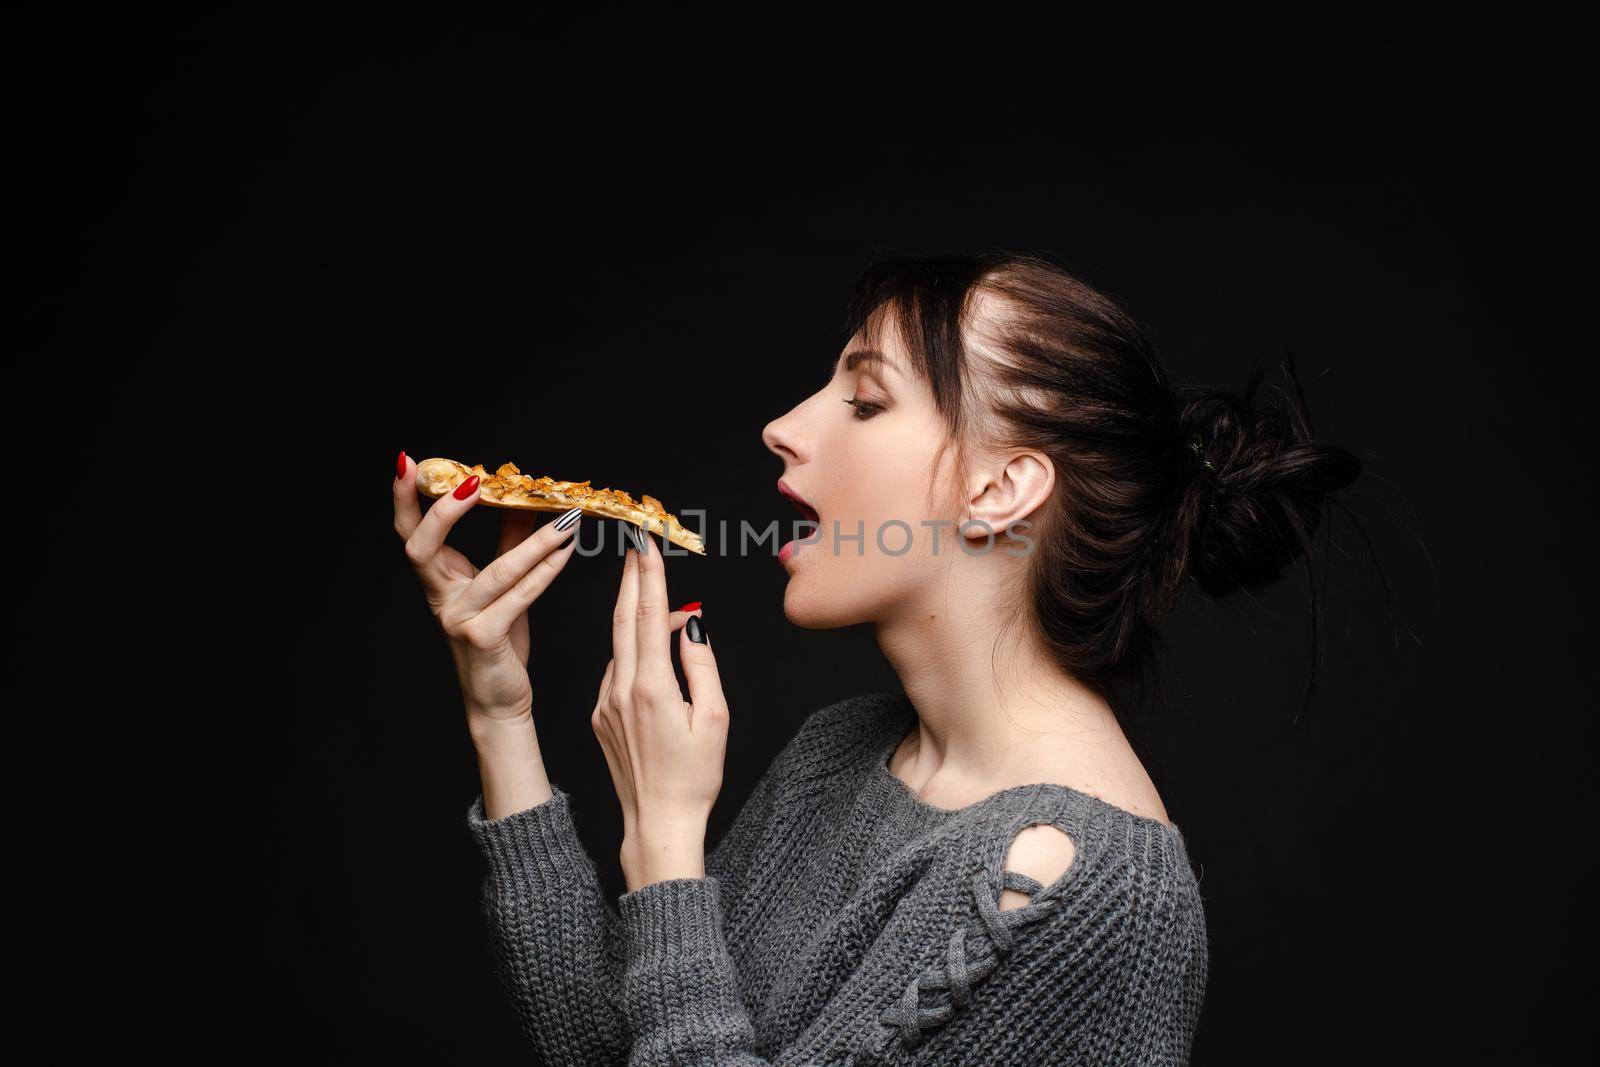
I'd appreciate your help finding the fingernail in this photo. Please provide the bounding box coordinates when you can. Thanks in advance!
[686,615,707,644]
[452,474,480,500]
[395,450,407,479]
[555,507,582,532]
[625,524,646,554]
[677,601,702,613]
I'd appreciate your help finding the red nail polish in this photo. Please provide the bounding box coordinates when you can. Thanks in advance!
[396,450,407,479]
[677,601,702,613]
[453,474,480,500]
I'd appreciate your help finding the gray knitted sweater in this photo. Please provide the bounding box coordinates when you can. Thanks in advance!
[466,690,1209,1065]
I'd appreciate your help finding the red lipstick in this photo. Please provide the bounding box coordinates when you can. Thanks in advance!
[776,478,820,566]
[777,479,819,522]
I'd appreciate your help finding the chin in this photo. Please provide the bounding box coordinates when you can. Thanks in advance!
[782,580,870,629]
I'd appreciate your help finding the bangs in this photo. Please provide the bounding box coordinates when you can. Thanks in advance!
[841,253,1002,443]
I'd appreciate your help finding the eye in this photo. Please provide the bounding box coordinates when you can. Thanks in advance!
[842,396,884,421]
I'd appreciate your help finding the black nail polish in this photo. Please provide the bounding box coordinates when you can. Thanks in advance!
[624,523,644,553]
[686,615,707,644]
[555,507,582,532]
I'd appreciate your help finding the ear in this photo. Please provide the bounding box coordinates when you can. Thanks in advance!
[963,450,1054,543]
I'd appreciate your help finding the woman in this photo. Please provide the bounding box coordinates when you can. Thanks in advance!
[391,252,1362,1064]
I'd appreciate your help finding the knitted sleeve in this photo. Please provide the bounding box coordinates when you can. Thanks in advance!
[467,786,631,1067]
[615,874,762,1065]
[464,718,801,1067]
[615,864,1207,1066]
[464,696,890,1065]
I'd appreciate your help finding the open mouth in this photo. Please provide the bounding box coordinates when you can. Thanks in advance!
[777,479,820,525]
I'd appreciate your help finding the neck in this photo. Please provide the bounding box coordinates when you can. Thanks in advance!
[873,560,1127,785]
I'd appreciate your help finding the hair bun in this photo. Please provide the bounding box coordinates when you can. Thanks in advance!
[1175,359,1362,599]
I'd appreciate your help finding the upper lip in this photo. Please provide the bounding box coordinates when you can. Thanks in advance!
[777,479,820,523]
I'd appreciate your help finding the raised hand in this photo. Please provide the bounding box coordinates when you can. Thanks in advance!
[591,526,729,891]
[393,451,581,724]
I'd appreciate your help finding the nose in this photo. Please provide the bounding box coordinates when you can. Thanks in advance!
[762,400,806,464]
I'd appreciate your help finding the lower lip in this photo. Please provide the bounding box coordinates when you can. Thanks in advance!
[778,539,800,563]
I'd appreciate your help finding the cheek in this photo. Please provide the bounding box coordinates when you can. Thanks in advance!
[783,424,951,626]
[834,422,936,531]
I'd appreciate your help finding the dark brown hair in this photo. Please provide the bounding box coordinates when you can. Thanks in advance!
[843,251,1370,732]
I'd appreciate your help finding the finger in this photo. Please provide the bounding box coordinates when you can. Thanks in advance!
[631,527,673,682]
[460,508,582,615]
[402,470,483,581]
[610,523,642,695]
[679,613,727,725]
[473,524,582,634]
[591,658,627,792]
[393,451,423,538]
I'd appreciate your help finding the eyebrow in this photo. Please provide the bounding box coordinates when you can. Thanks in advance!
[841,348,897,374]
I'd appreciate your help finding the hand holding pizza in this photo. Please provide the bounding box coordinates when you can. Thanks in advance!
[393,452,581,725]
[593,526,728,892]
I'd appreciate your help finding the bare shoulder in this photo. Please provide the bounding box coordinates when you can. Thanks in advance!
[1095,772,1172,828]
[1044,752,1173,829]
[1024,751,1177,831]
[1068,771,1171,831]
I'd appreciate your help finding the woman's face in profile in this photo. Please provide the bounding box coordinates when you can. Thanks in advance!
[761,314,965,629]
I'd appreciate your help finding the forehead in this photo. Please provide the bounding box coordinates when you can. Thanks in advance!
[840,303,913,374]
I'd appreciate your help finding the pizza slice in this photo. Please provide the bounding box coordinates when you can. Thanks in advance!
[414,457,706,555]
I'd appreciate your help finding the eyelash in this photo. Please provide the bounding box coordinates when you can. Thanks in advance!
[843,396,884,421]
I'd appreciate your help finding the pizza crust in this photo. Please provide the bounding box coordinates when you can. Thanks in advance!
[414,457,706,555]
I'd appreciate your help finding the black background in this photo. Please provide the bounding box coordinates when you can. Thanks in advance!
[10,11,1591,1064]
